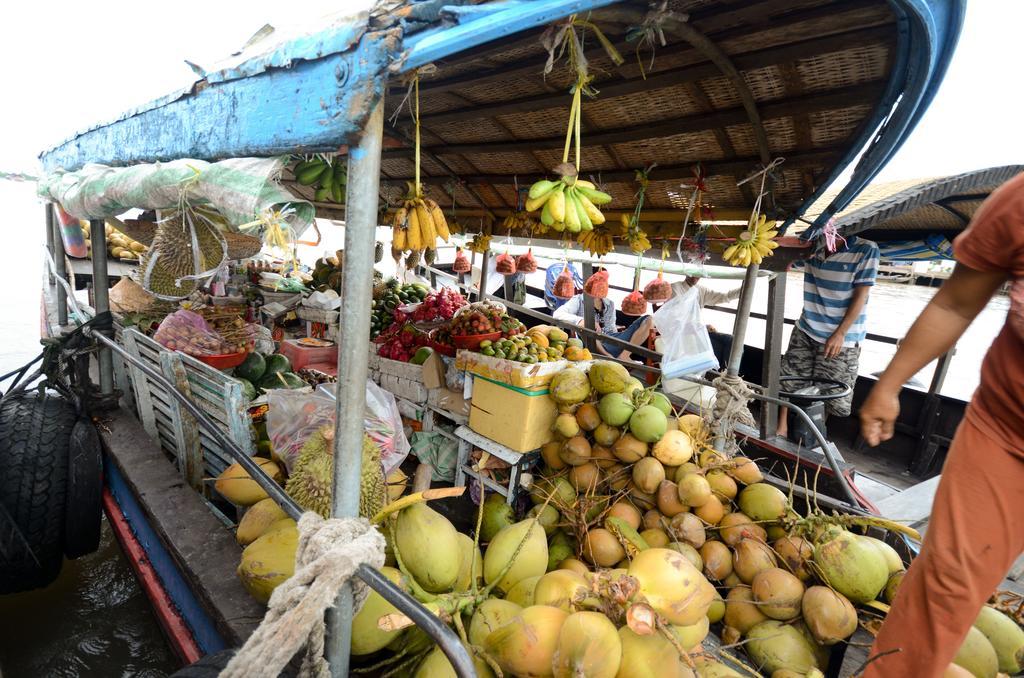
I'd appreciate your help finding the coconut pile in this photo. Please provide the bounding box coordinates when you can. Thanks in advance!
[210,360,1024,677]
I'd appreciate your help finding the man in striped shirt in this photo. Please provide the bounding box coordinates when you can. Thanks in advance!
[777,236,880,438]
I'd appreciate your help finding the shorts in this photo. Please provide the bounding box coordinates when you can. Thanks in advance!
[600,315,649,355]
[780,328,860,417]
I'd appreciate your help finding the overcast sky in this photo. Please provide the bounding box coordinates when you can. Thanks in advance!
[0,0,1020,181]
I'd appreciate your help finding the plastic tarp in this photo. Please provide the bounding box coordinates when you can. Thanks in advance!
[36,157,314,236]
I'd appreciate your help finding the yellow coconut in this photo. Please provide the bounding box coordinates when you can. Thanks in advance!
[558,558,591,577]
[673,462,701,483]
[745,620,824,675]
[862,535,906,574]
[718,512,766,547]
[672,615,710,650]
[733,538,777,584]
[651,429,693,466]
[413,643,495,678]
[655,480,688,518]
[470,598,523,646]
[534,570,589,612]
[700,540,734,581]
[773,535,815,581]
[737,483,789,522]
[973,606,1024,675]
[559,435,592,466]
[505,574,541,607]
[215,458,282,506]
[726,456,763,485]
[670,511,706,548]
[351,566,408,655]
[553,611,622,678]
[677,414,706,438]
[236,498,288,546]
[589,360,631,395]
[628,548,715,626]
[484,605,569,678]
[617,627,695,678]
[593,423,621,447]
[642,509,666,532]
[953,626,999,678]
[666,542,703,571]
[884,570,905,603]
[541,440,568,471]
[607,500,643,530]
[569,462,601,492]
[550,368,591,405]
[802,586,858,645]
[613,433,649,463]
[693,494,726,526]
[628,483,657,512]
[484,519,548,594]
[237,524,297,604]
[394,502,462,593]
[724,585,769,634]
[640,528,670,549]
[707,590,725,624]
[583,528,626,567]
[632,457,666,494]
[677,473,712,507]
[692,657,740,677]
[706,470,738,502]
[454,532,484,592]
[751,567,805,620]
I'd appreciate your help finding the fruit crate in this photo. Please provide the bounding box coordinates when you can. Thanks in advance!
[453,425,539,505]
[455,349,568,389]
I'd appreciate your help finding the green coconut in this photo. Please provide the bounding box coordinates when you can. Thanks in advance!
[588,360,631,395]
[671,615,710,651]
[237,524,297,604]
[552,611,622,678]
[469,598,523,646]
[692,658,742,677]
[884,570,905,603]
[531,476,577,507]
[454,533,484,592]
[737,483,789,522]
[973,606,1024,674]
[649,392,672,416]
[707,590,725,624]
[617,627,695,678]
[598,392,635,427]
[629,405,668,443]
[394,502,462,593]
[745,620,824,675]
[413,642,495,678]
[505,574,541,607]
[484,519,548,594]
[801,585,858,645]
[528,504,561,536]
[351,566,408,655]
[953,625,999,678]
[533,570,589,612]
[813,530,888,604]
[862,535,905,574]
[547,530,575,571]
[481,492,516,542]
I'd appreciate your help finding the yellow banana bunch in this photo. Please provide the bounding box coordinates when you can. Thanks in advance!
[501,210,538,234]
[467,234,492,253]
[618,213,651,253]
[722,214,779,267]
[579,230,615,256]
[526,170,612,234]
[390,188,451,254]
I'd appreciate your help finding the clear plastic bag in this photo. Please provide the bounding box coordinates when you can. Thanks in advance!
[653,285,719,378]
[266,380,410,474]
[154,309,231,356]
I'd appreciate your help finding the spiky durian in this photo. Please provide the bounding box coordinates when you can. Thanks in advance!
[284,428,386,519]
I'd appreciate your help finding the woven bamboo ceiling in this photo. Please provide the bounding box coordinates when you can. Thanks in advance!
[288,0,900,226]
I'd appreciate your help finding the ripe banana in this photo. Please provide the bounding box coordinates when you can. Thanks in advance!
[722,214,779,267]
[579,230,615,256]
[526,167,611,229]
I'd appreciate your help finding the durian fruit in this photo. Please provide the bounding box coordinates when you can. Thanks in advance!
[285,428,386,519]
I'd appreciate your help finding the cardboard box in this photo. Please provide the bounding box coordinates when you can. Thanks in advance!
[468,376,557,452]
[456,350,568,389]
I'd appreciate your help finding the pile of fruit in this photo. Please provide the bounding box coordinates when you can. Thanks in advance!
[474,325,597,363]
[234,352,305,400]
[449,302,507,337]
[81,221,148,261]
[372,280,430,339]
[376,325,431,363]
[409,287,466,322]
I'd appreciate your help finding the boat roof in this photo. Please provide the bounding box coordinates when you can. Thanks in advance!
[803,164,1023,241]
[38,0,965,240]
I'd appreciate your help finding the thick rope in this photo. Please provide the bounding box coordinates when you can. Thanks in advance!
[220,513,386,678]
[712,372,757,440]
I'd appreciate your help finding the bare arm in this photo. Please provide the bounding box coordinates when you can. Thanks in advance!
[859,263,1006,445]
[823,285,871,358]
[701,285,743,307]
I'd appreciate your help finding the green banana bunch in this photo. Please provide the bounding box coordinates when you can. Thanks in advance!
[293,156,348,203]
[526,170,612,234]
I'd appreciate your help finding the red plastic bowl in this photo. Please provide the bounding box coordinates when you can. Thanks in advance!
[451,331,502,350]
[196,349,249,370]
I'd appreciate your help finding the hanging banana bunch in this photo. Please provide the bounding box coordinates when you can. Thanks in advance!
[467,234,492,253]
[501,210,539,234]
[525,20,613,235]
[391,72,450,255]
[621,167,653,253]
[723,214,779,267]
[294,155,347,203]
[578,230,615,256]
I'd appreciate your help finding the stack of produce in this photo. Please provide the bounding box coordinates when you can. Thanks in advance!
[293,156,348,203]
[377,324,431,363]
[409,287,466,322]
[448,302,507,338]
[81,221,148,261]
[371,279,430,339]
[235,352,305,400]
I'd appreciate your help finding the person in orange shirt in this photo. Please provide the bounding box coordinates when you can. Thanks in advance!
[859,172,1024,677]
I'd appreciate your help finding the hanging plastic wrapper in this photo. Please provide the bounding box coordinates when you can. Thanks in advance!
[552,265,576,299]
[495,252,517,275]
[653,285,718,378]
[154,309,237,356]
[515,248,538,273]
[583,268,609,298]
[643,245,672,303]
[452,247,471,274]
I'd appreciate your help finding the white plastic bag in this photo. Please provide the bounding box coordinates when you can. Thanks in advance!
[653,286,719,379]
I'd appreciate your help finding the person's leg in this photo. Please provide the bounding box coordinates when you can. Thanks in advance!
[777,329,817,438]
[862,413,1024,678]
[600,316,652,360]
[817,341,859,419]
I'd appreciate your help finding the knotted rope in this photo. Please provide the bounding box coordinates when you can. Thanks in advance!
[712,372,757,446]
[220,513,386,678]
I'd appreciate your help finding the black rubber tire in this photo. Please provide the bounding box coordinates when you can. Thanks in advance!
[63,417,103,559]
[0,390,75,594]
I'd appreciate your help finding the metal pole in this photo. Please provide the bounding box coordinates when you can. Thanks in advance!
[50,205,69,327]
[760,272,786,438]
[326,97,384,678]
[478,250,490,302]
[45,204,55,286]
[725,263,760,375]
[581,262,596,352]
[90,219,113,394]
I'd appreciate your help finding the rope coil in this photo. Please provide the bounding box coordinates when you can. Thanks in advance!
[221,513,386,678]
[711,373,757,449]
